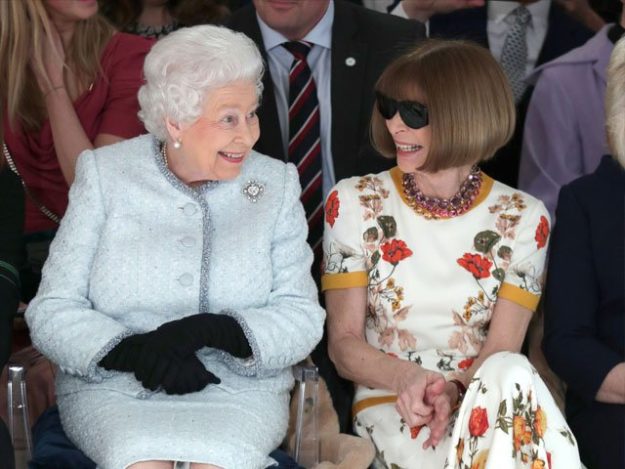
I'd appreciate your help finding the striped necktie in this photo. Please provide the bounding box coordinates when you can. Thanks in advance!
[500,5,532,103]
[283,41,323,258]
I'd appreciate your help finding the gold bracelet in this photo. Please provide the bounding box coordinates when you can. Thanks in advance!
[44,85,65,98]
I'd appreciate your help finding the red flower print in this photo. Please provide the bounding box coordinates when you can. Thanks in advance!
[535,215,549,249]
[325,190,340,227]
[410,425,423,439]
[468,407,489,437]
[458,357,475,370]
[547,452,552,469]
[381,239,413,265]
[457,254,492,279]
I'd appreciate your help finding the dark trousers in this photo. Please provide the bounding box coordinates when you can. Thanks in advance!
[0,420,15,469]
[569,401,625,469]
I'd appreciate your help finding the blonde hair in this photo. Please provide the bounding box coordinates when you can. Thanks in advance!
[0,0,115,135]
[371,39,515,172]
[606,36,625,168]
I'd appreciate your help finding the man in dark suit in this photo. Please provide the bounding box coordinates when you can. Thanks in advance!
[228,0,425,432]
[428,1,593,187]
[228,0,424,185]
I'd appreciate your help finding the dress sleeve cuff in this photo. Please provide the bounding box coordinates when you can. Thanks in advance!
[321,271,368,291]
[498,283,541,312]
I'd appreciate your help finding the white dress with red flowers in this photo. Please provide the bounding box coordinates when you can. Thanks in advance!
[321,168,580,469]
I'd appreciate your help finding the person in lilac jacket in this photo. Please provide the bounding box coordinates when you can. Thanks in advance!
[519,4,624,219]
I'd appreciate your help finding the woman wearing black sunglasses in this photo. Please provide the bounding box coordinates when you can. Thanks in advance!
[321,39,580,469]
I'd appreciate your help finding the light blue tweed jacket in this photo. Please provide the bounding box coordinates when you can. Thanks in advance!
[26,133,325,403]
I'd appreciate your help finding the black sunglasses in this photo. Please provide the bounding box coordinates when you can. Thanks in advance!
[375,92,429,130]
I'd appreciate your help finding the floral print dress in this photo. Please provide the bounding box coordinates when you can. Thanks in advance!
[321,168,580,469]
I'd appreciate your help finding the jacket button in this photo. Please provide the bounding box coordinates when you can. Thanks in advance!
[180,236,195,247]
[182,203,197,216]
[178,273,193,286]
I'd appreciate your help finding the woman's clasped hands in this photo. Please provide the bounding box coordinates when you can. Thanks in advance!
[98,329,221,395]
[98,313,252,395]
[394,364,462,450]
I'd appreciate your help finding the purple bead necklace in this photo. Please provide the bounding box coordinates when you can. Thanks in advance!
[402,166,482,219]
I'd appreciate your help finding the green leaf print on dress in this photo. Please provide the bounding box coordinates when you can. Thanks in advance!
[353,176,417,353]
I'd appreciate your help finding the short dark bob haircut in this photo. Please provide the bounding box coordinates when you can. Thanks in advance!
[371,39,516,173]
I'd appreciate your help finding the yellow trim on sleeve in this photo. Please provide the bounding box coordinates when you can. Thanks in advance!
[321,271,368,291]
[498,283,541,312]
[352,395,398,417]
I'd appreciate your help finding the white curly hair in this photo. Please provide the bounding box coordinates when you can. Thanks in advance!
[138,25,264,140]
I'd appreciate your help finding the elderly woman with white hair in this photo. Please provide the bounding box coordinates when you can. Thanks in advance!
[25,25,325,469]
[543,35,625,469]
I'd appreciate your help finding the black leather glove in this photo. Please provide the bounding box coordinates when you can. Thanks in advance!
[99,334,148,372]
[146,313,252,359]
[99,333,221,395]
[133,350,220,395]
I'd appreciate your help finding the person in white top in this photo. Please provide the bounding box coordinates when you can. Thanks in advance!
[322,39,581,469]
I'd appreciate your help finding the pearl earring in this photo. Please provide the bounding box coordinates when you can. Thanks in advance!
[173,139,182,149]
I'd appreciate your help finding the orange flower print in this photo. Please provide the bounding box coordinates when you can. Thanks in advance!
[325,190,340,227]
[455,438,464,465]
[471,450,489,469]
[534,406,547,438]
[410,425,423,439]
[457,253,492,279]
[532,459,546,469]
[513,415,530,451]
[468,407,489,437]
[381,239,413,265]
[458,357,475,370]
[535,215,549,249]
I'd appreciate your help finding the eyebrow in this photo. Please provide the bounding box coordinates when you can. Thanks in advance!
[214,102,259,112]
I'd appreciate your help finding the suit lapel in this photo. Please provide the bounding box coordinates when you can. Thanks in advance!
[330,2,368,182]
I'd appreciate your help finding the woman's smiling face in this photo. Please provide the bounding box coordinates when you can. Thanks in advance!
[177,80,260,181]
[385,112,431,173]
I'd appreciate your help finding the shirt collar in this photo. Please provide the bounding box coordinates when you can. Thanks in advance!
[488,0,551,26]
[257,0,334,52]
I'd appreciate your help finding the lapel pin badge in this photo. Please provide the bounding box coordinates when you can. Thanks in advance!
[345,57,356,67]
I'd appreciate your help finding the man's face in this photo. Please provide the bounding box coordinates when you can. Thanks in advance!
[253,0,330,40]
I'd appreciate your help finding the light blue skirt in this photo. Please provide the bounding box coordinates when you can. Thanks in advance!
[58,385,289,469]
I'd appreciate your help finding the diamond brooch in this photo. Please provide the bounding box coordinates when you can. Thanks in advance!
[242,180,265,203]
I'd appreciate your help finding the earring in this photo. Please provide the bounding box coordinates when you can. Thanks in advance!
[173,138,182,149]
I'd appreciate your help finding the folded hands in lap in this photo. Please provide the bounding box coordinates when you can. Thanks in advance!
[395,366,458,449]
[99,332,220,395]
[98,314,251,395]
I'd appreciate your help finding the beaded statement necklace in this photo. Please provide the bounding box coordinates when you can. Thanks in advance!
[402,166,482,219]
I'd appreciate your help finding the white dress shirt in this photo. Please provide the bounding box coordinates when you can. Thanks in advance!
[256,1,336,197]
